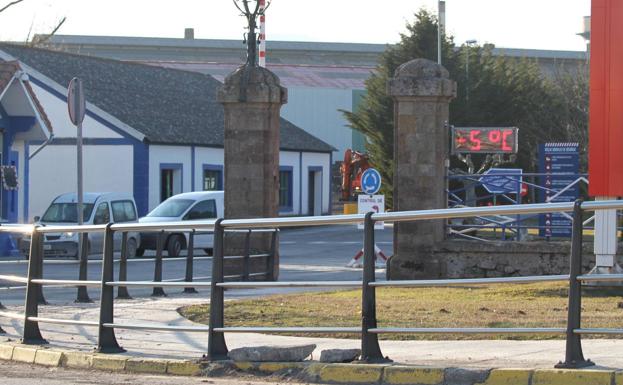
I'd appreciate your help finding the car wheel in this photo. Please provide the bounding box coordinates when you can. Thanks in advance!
[126,238,138,259]
[167,235,183,258]
[136,247,145,257]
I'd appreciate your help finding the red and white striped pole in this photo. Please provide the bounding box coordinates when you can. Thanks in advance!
[259,0,266,67]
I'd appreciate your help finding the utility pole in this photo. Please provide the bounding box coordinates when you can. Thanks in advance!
[437,0,445,65]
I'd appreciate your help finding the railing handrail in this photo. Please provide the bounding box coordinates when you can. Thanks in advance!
[2,199,623,235]
[5,198,623,368]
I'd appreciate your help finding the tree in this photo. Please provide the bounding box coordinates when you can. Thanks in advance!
[342,10,452,208]
[343,9,586,208]
[0,0,66,46]
[0,0,24,14]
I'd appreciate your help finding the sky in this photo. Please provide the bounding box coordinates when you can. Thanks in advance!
[0,0,591,51]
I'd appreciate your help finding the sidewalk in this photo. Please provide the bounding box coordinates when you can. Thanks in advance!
[1,295,621,370]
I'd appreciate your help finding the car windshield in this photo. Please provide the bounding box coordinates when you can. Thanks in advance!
[147,199,194,218]
[41,203,95,223]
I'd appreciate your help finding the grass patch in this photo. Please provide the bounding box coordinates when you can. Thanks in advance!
[179,282,623,340]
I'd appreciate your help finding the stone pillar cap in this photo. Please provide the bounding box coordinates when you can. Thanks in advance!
[394,58,450,79]
[218,64,287,104]
[388,58,456,99]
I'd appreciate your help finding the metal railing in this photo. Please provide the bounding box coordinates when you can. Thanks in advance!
[447,172,591,241]
[1,200,623,367]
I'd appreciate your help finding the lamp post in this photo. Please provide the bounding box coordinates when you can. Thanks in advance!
[465,39,477,103]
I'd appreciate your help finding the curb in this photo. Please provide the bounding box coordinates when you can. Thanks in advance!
[0,342,620,385]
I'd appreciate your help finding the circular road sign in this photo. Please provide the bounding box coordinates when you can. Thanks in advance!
[361,168,382,195]
[68,77,86,126]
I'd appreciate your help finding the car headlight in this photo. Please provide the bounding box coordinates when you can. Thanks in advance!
[60,232,75,239]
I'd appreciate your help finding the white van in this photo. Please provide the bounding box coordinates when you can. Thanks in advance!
[21,192,140,258]
[138,191,224,257]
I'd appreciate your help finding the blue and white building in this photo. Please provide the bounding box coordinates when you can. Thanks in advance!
[0,44,335,225]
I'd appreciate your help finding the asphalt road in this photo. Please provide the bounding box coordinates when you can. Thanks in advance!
[0,361,299,385]
[0,225,392,304]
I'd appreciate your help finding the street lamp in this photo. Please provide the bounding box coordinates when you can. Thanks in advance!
[465,39,477,103]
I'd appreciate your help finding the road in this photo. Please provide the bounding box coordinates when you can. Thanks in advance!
[0,225,393,304]
[0,361,302,385]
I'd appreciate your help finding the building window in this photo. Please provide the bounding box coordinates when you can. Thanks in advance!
[160,164,183,202]
[279,167,293,210]
[202,165,223,191]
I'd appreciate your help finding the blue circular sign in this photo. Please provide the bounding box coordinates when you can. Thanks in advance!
[361,168,382,195]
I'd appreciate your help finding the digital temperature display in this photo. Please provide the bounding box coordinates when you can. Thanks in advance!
[451,127,518,154]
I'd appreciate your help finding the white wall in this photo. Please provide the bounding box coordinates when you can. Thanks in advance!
[193,147,224,191]
[29,82,123,139]
[148,145,192,211]
[302,152,332,214]
[28,144,133,220]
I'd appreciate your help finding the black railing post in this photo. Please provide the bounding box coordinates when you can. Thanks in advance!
[97,223,125,353]
[152,231,166,297]
[555,199,594,369]
[360,212,389,363]
[35,234,46,305]
[207,218,228,360]
[22,227,47,344]
[117,232,131,299]
[267,229,278,281]
[76,232,92,303]
[183,231,198,294]
[242,230,251,281]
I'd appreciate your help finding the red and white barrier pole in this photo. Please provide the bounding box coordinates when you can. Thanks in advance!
[259,0,266,67]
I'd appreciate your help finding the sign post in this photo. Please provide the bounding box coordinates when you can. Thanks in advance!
[348,168,388,268]
[68,78,90,303]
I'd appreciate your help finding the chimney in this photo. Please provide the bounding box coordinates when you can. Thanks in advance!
[184,28,195,40]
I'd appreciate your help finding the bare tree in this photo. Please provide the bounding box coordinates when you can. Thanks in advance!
[0,0,66,46]
[0,0,25,14]
[232,0,270,66]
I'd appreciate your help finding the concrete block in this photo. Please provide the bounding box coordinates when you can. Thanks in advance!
[476,369,532,385]
[532,369,613,385]
[11,346,37,363]
[228,344,315,362]
[126,358,167,374]
[166,360,203,376]
[34,349,63,367]
[234,361,254,371]
[383,366,444,385]
[92,355,128,371]
[0,344,14,360]
[318,363,383,384]
[257,362,302,373]
[444,368,490,385]
[61,351,93,369]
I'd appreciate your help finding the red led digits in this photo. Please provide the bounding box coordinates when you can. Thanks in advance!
[452,127,517,154]
[502,129,513,151]
[488,129,501,144]
[469,130,481,151]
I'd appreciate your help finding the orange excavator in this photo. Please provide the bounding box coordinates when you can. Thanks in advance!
[340,149,372,201]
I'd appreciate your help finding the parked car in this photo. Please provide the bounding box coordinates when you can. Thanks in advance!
[20,192,140,259]
[138,191,224,257]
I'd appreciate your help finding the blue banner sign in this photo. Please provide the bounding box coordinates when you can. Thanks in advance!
[538,142,580,238]
[479,168,522,194]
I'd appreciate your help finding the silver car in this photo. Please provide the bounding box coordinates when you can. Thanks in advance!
[20,192,140,259]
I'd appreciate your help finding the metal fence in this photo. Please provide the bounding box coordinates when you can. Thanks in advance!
[447,172,591,241]
[1,200,623,367]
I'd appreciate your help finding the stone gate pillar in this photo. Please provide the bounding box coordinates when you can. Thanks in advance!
[218,65,287,271]
[387,59,456,279]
